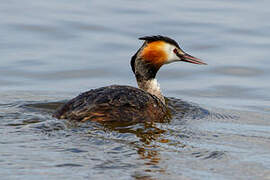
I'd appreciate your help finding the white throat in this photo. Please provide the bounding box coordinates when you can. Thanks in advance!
[148,78,161,93]
[137,78,165,104]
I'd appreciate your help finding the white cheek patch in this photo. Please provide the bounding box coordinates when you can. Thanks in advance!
[164,43,180,64]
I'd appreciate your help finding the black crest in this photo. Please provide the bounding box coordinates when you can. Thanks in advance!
[139,35,180,48]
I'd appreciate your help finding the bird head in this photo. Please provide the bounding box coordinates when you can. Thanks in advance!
[131,35,207,74]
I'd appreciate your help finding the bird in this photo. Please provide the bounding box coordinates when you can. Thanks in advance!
[53,35,207,123]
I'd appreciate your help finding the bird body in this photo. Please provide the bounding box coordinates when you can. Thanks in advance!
[54,35,206,122]
[53,85,168,122]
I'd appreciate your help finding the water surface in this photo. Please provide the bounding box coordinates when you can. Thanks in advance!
[1,0,270,179]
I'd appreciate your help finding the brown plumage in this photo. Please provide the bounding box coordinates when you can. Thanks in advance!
[53,85,168,122]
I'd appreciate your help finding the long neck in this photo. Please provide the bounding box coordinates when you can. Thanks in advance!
[134,58,165,104]
[137,78,165,104]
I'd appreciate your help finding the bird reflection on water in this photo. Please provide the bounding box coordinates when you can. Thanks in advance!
[21,97,209,178]
[96,97,207,176]
[100,120,169,176]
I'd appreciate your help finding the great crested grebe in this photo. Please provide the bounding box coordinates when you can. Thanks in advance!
[53,35,206,122]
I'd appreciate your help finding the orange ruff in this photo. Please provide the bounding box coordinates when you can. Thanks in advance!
[141,41,167,68]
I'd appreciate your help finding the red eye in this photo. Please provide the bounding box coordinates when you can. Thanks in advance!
[173,48,177,54]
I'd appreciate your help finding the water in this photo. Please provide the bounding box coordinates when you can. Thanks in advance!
[1,0,270,179]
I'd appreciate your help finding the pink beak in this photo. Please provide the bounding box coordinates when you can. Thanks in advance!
[182,53,207,65]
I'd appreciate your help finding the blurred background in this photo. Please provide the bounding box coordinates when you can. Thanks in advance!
[1,0,270,179]
[1,0,269,110]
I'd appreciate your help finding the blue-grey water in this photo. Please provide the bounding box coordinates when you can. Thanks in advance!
[1,0,270,179]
